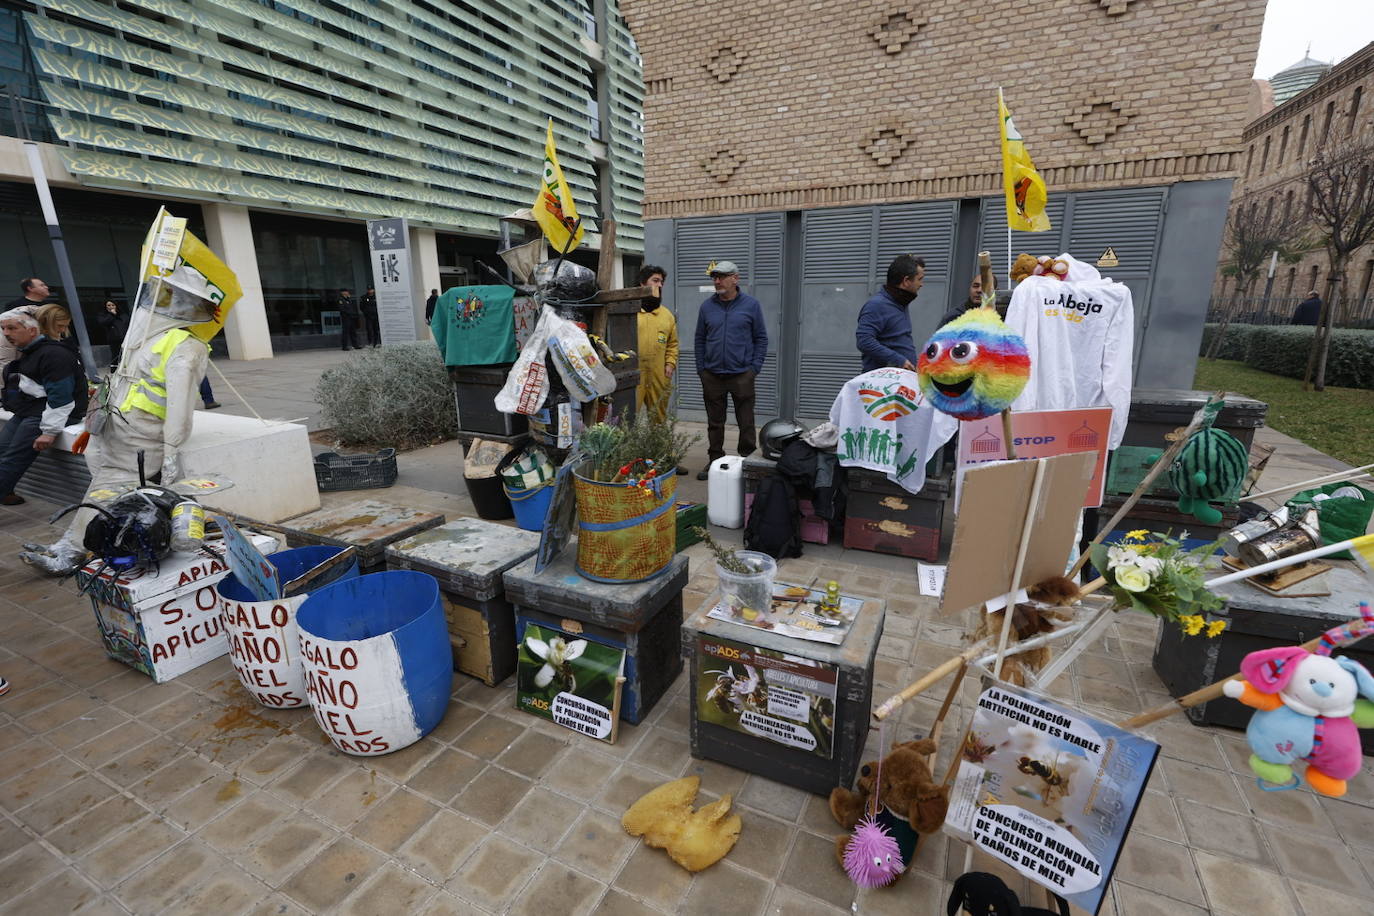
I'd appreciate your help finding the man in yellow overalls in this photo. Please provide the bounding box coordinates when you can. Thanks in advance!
[634,265,681,423]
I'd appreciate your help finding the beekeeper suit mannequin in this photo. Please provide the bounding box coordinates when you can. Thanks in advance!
[21,269,228,575]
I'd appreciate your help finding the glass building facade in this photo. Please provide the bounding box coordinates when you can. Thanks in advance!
[0,0,644,349]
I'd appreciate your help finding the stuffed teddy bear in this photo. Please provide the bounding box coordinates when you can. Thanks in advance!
[1031,255,1070,280]
[1010,253,1040,284]
[1222,603,1374,797]
[829,738,949,877]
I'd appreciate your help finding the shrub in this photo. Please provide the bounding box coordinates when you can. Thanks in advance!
[1240,326,1374,389]
[315,342,458,448]
[1199,323,1257,361]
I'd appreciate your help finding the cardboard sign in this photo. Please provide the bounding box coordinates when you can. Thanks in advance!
[210,514,281,601]
[945,684,1159,915]
[940,452,1096,615]
[695,636,838,759]
[957,408,1112,509]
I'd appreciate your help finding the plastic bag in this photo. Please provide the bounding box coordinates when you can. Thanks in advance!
[546,310,616,403]
[1288,483,1373,560]
[494,306,553,416]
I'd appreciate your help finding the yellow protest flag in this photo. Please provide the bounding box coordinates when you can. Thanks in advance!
[999,89,1051,233]
[1351,533,1374,574]
[532,119,584,253]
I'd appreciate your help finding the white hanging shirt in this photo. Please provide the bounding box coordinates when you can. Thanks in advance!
[829,367,958,494]
[1005,254,1134,449]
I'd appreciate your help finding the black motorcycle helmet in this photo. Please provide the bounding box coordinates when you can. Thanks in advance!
[761,418,807,460]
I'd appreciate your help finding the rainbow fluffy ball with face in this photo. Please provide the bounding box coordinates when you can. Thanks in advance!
[917,310,1031,420]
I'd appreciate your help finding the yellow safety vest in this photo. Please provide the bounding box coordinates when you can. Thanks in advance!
[119,328,195,419]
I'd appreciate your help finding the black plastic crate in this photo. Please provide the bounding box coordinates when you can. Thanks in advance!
[313,449,398,492]
[449,364,528,437]
[517,597,683,724]
[683,593,887,796]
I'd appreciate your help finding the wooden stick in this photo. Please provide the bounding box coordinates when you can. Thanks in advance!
[1067,392,1227,577]
[609,675,626,744]
[873,639,995,721]
[993,458,1047,678]
[595,218,617,290]
[925,661,968,771]
[1244,462,1374,502]
[1001,409,1017,460]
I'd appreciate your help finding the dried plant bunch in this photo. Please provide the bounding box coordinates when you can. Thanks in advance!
[579,413,699,482]
[693,527,753,574]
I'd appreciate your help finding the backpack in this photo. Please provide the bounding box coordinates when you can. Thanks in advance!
[744,473,803,559]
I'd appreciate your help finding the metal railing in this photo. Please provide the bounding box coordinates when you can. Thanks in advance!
[1205,294,1374,329]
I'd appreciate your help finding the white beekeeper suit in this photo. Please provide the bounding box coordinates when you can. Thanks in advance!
[1004,253,1134,449]
[22,271,218,574]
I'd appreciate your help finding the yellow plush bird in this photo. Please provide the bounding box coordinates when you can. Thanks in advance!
[621,776,742,872]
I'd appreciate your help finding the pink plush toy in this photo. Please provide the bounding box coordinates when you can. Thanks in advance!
[1222,603,1374,797]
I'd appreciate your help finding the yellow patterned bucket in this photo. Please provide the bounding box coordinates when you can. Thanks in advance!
[573,471,678,582]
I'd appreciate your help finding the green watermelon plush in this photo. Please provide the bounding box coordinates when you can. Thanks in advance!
[1167,427,1248,525]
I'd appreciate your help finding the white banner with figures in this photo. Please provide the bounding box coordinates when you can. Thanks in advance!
[367,217,417,345]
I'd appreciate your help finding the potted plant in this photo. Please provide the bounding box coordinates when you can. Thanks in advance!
[572,414,698,582]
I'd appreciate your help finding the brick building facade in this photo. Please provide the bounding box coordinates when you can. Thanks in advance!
[1213,42,1374,324]
[622,0,1263,219]
[620,0,1268,419]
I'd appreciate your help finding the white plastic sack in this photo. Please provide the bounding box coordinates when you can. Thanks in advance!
[495,306,554,416]
[546,310,616,404]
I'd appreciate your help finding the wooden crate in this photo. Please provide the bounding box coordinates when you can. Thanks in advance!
[386,518,540,685]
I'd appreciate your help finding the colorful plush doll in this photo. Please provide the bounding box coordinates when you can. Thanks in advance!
[1222,602,1374,797]
[917,309,1031,421]
[1167,421,1248,526]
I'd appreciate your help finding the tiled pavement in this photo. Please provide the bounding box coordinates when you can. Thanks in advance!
[2,349,1372,914]
[3,490,1373,915]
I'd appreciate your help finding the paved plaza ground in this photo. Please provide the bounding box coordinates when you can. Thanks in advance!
[0,349,1371,915]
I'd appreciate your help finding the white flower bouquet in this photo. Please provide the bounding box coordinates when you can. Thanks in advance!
[1089,531,1226,635]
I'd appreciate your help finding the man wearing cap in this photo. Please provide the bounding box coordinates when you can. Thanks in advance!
[856,254,924,372]
[694,261,768,480]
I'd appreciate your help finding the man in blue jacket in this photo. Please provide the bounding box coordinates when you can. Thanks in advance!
[694,261,768,480]
[856,254,925,372]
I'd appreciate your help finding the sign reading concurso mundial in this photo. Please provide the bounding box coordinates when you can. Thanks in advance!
[367,217,417,345]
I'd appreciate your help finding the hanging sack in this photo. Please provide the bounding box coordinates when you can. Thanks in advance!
[494,306,554,416]
[546,311,616,403]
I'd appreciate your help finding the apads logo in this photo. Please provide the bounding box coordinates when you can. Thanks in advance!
[858,381,920,420]
[453,295,486,328]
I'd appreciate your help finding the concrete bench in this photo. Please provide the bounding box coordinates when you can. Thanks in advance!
[2,410,320,522]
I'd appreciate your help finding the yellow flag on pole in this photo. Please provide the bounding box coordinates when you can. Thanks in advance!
[532,119,584,253]
[999,89,1051,232]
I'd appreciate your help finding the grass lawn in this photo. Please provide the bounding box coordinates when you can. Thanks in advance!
[1193,359,1374,467]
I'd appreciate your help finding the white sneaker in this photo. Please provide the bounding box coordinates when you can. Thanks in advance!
[0,677,10,697]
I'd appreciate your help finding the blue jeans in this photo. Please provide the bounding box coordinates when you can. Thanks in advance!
[199,376,214,404]
[0,414,43,497]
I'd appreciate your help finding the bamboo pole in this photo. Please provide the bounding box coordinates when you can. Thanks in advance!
[993,459,1047,678]
[1067,392,1227,578]
[1244,462,1374,503]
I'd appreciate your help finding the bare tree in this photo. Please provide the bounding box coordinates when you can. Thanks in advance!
[1206,193,1307,359]
[1303,134,1374,390]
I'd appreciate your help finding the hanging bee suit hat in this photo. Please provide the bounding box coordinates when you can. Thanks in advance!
[22,211,240,576]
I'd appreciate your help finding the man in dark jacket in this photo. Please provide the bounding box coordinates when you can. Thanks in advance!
[1292,290,1322,326]
[424,288,439,324]
[856,255,924,372]
[337,289,362,350]
[0,309,79,505]
[694,260,768,480]
[360,286,380,347]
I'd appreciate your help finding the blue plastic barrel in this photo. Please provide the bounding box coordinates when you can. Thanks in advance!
[295,570,450,756]
[504,480,555,532]
[217,545,359,709]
